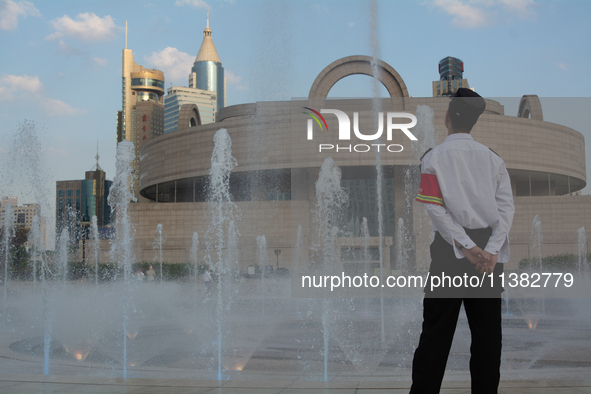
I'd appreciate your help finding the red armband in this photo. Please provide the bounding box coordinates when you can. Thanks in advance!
[416,174,443,206]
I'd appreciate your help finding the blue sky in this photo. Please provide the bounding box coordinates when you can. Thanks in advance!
[0,0,590,210]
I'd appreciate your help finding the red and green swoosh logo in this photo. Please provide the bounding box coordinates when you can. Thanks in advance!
[302,107,328,131]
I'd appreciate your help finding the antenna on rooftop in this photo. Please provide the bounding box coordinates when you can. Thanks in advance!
[125,21,128,49]
[95,140,102,171]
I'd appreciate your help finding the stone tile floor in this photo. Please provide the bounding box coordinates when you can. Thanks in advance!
[0,374,590,394]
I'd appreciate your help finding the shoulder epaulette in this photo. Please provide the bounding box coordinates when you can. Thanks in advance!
[489,148,501,158]
[420,148,433,161]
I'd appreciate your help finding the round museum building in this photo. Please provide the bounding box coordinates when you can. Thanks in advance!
[132,56,589,274]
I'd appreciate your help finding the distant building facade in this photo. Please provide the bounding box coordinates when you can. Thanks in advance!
[164,86,217,133]
[1,196,18,208]
[0,201,46,249]
[432,56,471,97]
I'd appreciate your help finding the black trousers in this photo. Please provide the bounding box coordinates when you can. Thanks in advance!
[410,229,503,394]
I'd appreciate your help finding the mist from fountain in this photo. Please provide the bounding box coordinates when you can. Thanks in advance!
[153,224,166,283]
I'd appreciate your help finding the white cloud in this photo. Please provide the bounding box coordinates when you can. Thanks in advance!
[496,0,536,16]
[225,71,242,85]
[431,0,536,28]
[46,13,120,41]
[312,4,329,13]
[42,98,84,117]
[47,146,69,156]
[0,0,40,30]
[1,74,42,94]
[90,57,107,67]
[175,0,208,9]
[0,74,82,115]
[57,39,86,57]
[144,47,194,82]
[432,0,488,28]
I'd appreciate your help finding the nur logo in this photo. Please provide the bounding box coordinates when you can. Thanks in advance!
[303,107,418,153]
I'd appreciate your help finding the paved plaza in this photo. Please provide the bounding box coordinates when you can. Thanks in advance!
[0,373,590,393]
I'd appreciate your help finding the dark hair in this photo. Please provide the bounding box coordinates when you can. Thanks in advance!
[448,109,478,133]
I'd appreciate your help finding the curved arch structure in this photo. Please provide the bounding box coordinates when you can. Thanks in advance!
[308,55,409,99]
[518,95,543,121]
[178,104,202,129]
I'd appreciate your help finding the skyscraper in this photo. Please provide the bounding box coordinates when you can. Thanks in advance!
[56,147,112,242]
[117,26,165,197]
[189,10,225,111]
[432,56,470,97]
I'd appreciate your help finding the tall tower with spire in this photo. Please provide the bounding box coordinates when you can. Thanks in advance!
[117,22,165,198]
[189,9,226,111]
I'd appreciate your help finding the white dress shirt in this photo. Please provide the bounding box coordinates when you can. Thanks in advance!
[420,133,515,263]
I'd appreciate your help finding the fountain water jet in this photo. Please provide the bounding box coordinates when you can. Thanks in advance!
[108,140,136,378]
[530,215,545,315]
[578,227,587,278]
[90,216,100,285]
[58,228,69,287]
[29,215,52,374]
[2,202,14,323]
[256,235,268,316]
[368,0,386,345]
[153,224,166,283]
[396,218,408,273]
[312,157,348,381]
[205,128,239,380]
[191,232,199,285]
[361,217,370,313]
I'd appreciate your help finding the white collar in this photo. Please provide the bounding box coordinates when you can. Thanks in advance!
[443,133,474,143]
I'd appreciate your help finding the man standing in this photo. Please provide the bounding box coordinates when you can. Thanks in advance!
[410,88,515,394]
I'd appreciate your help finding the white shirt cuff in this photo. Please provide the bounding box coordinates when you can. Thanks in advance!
[453,237,477,260]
